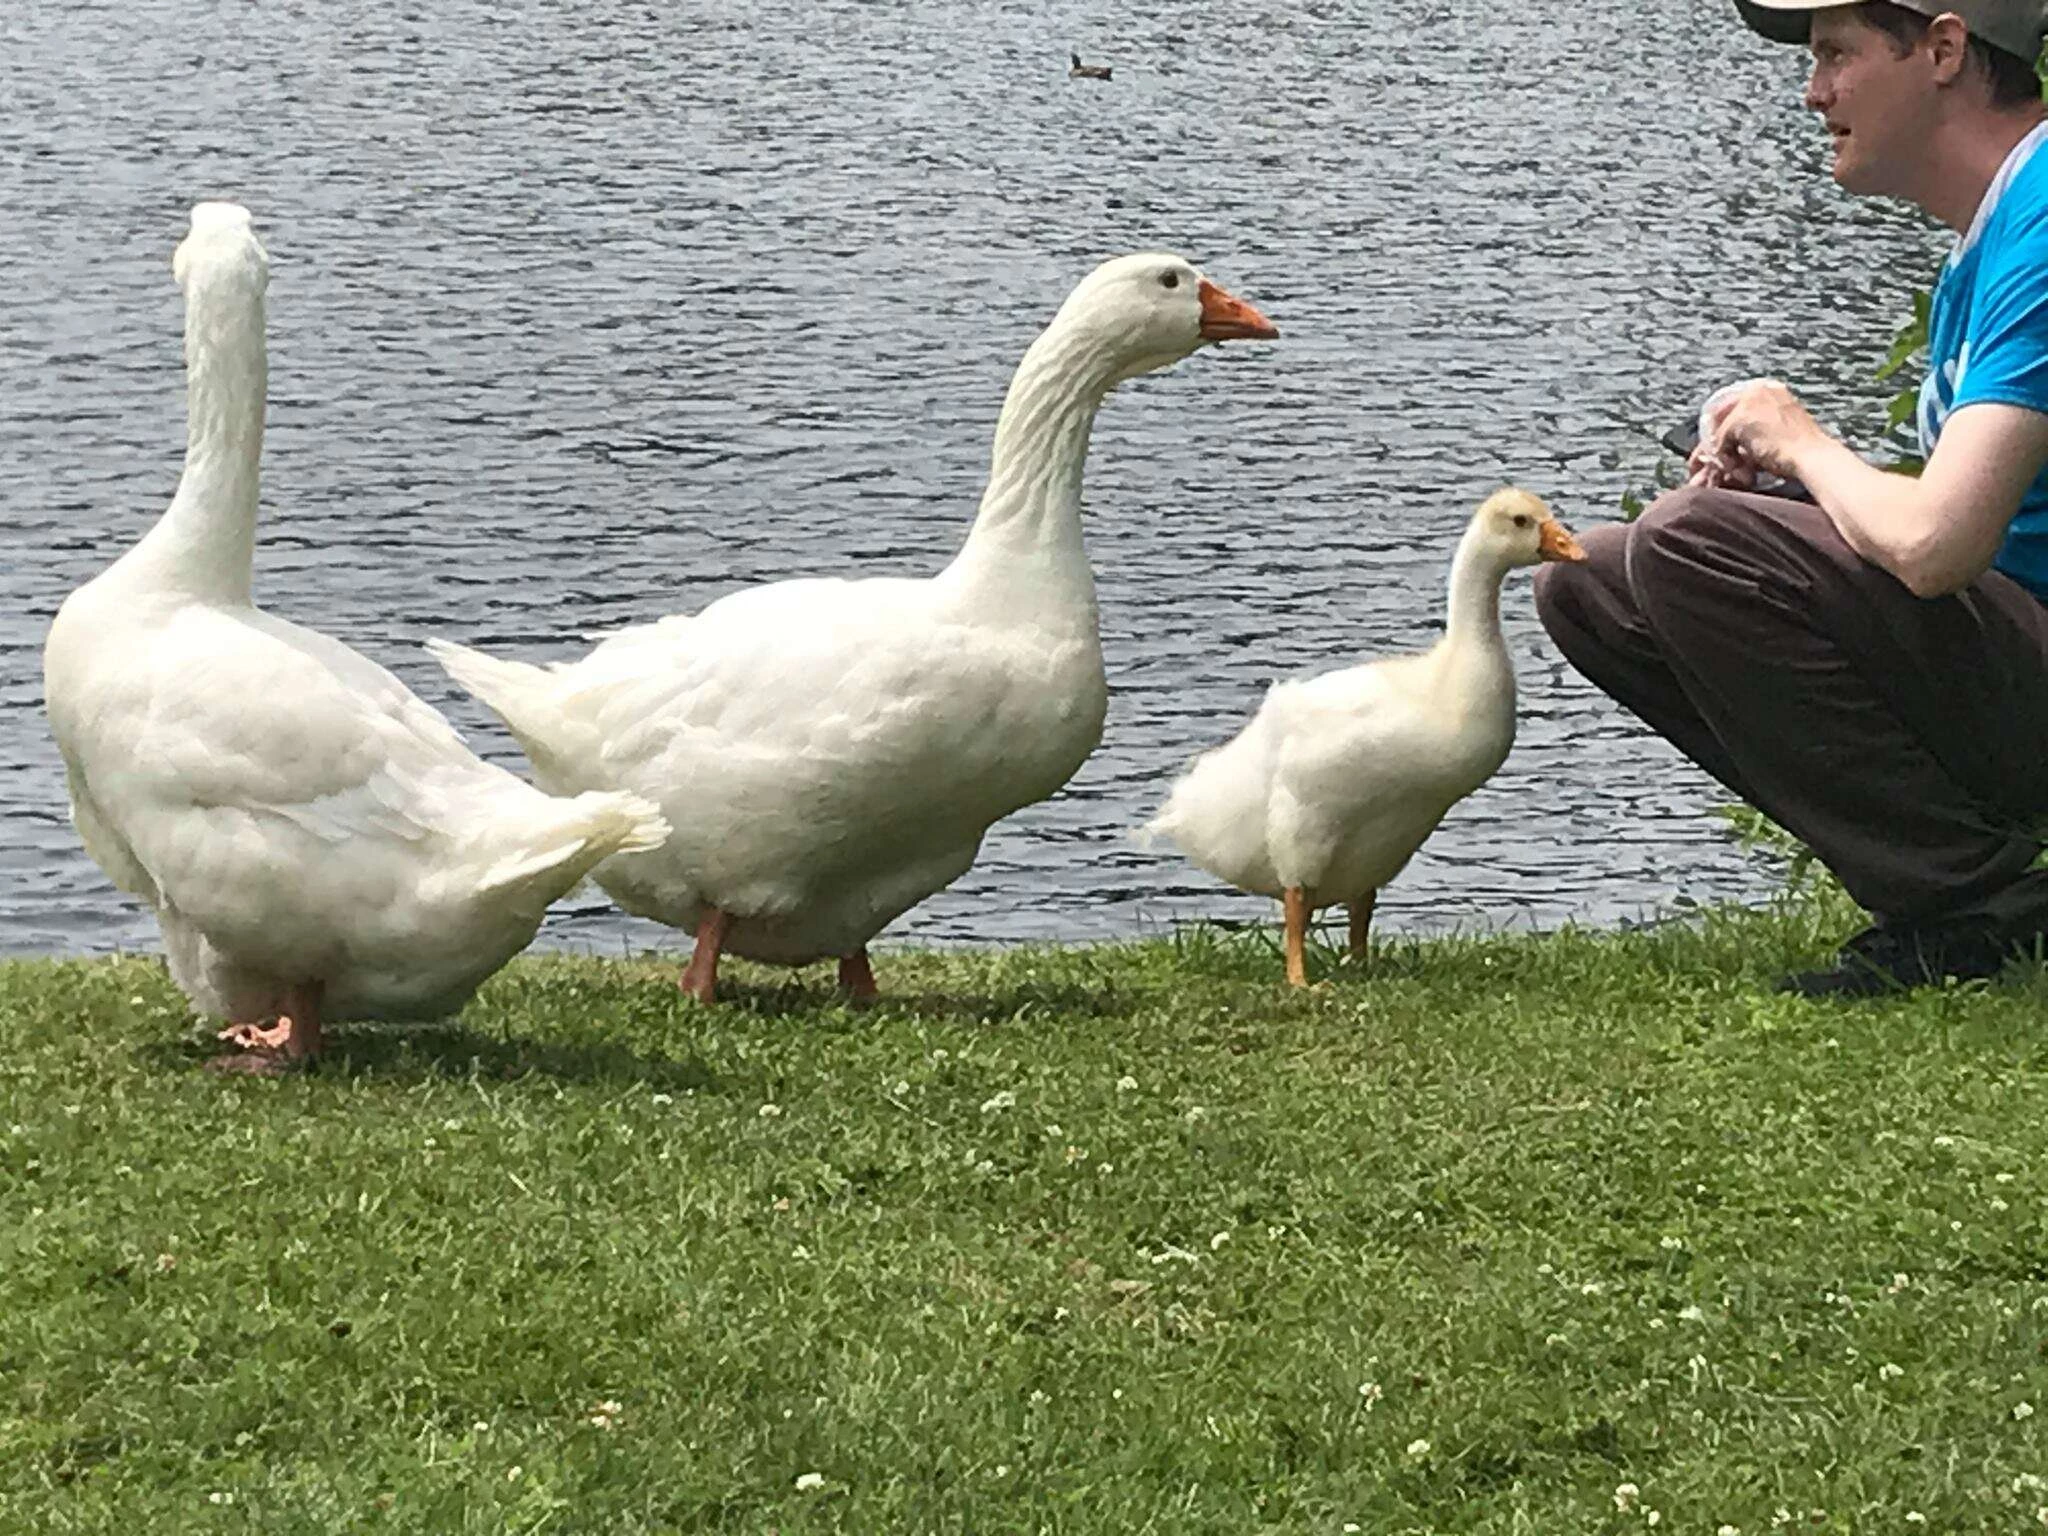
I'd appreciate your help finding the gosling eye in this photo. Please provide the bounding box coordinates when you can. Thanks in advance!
[1159,270,1181,291]
[1513,514,1532,529]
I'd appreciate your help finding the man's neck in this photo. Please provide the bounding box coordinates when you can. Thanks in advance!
[1915,104,2048,233]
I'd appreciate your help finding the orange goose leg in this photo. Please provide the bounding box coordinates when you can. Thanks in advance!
[1348,891,1376,965]
[679,907,731,1004]
[837,948,878,1002]
[1283,886,1311,988]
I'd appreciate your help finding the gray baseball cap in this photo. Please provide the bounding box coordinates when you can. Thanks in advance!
[1734,0,2048,64]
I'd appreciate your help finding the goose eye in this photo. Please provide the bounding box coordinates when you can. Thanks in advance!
[1159,271,1181,290]
[1513,514,1532,529]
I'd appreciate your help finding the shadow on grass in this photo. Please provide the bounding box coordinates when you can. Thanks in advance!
[706,974,1150,1027]
[147,1021,724,1092]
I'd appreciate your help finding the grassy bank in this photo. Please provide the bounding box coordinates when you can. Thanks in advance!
[5,898,2048,1534]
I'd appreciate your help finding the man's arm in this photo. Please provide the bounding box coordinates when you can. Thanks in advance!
[1702,381,2048,598]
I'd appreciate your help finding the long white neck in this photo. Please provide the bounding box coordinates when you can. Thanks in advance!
[125,274,268,603]
[940,322,1126,625]
[1437,527,1512,666]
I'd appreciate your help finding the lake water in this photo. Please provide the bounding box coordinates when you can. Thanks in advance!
[0,0,1949,959]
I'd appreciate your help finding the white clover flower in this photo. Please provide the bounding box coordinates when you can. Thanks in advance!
[650,1092,673,1106]
[1405,1438,1430,1458]
[794,1472,825,1491]
[1678,1304,1707,1323]
[1646,1513,1661,1528]
[1933,1134,1955,1147]
[1660,1236,1684,1251]
[758,1103,782,1118]
[2014,1473,2046,1493]
[1358,1382,1383,1408]
[1905,1515,1925,1526]
[1720,1525,1742,1535]
[1879,1362,1904,1380]
[979,1091,1016,1115]
[2019,1401,2038,1421]
[1613,1482,1640,1512]
[1116,1075,1138,1092]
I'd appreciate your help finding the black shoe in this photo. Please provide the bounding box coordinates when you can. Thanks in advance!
[1774,919,2016,999]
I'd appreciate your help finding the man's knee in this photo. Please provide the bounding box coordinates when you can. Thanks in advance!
[1533,519,1627,640]
[1626,485,1779,610]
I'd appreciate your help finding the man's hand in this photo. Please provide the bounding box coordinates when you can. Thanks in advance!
[1690,378,1830,487]
[1680,376,2048,598]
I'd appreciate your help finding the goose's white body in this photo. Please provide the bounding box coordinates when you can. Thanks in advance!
[434,253,1272,968]
[43,204,668,1026]
[1147,490,1572,907]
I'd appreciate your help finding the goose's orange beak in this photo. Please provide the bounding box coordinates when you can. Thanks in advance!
[1538,517,1587,562]
[1196,278,1279,342]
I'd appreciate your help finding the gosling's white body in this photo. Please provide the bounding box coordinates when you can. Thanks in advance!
[1147,493,1555,906]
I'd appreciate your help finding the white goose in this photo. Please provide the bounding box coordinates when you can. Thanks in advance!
[42,203,670,1072]
[431,252,1277,1002]
[1143,488,1585,986]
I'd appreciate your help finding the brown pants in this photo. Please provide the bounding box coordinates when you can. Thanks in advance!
[1534,486,2048,925]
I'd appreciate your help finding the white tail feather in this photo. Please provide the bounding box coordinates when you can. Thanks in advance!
[475,790,672,900]
[426,637,552,726]
[427,637,591,791]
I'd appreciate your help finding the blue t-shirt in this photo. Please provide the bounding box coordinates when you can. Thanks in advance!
[1919,118,2048,599]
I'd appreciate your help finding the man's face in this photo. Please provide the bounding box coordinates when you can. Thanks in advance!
[1804,7,1939,196]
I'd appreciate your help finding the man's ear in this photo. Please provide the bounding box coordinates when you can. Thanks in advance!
[1924,11,1971,84]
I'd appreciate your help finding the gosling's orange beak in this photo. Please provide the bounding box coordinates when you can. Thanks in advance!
[1196,278,1279,342]
[1538,517,1587,562]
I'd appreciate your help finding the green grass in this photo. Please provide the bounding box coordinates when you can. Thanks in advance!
[6,896,2048,1534]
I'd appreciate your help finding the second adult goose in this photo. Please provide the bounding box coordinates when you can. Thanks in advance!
[42,203,671,1072]
[1143,488,1584,986]
[432,253,1277,1003]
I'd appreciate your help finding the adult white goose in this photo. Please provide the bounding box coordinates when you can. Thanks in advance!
[42,203,670,1072]
[430,252,1277,1002]
[1143,488,1585,986]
